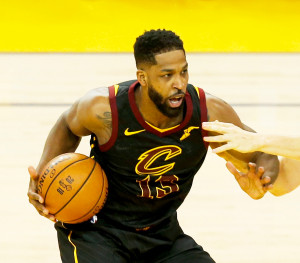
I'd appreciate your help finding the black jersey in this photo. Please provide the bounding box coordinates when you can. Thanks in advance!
[90,80,208,230]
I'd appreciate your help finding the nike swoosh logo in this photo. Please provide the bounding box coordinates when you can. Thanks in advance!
[124,128,146,136]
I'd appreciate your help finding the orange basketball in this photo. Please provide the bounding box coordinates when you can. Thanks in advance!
[37,153,108,224]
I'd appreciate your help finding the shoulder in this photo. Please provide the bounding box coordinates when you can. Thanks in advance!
[187,85,230,114]
[76,87,111,121]
[205,92,230,111]
[78,87,110,110]
[205,92,242,125]
[74,87,112,133]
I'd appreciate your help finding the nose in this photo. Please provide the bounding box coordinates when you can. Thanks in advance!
[173,75,186,91]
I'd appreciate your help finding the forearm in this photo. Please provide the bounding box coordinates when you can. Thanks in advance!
[36,114,81,173]
[258,135,300,160]
[270,158,300,196]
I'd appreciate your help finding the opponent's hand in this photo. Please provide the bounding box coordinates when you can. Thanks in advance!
[226,161,273,200]
[27,166,56,222]
[202,121,260,153]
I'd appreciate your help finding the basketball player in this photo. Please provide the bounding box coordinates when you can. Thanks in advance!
[27,29,279,263]
[202,121,300,195]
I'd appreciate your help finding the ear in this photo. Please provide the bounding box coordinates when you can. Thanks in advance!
[136,69,147,86]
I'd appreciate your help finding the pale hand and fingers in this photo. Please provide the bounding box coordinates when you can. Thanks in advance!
[202,121,259,153]
[226,161,273,200]
[27,166,56,222]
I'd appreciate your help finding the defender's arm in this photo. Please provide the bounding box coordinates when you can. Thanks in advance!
[205,93,279,199]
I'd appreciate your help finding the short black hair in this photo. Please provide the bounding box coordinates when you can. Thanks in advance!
[134,29,185,67]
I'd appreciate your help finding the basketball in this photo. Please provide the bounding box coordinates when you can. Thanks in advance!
[37,153,108,224]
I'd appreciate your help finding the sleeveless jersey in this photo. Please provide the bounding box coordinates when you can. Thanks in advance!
[90,80,208,229]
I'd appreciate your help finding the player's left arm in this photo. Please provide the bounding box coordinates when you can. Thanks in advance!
[205,93,280,199]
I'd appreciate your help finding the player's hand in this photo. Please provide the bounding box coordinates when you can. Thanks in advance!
[27,166,56,222]
[226,161,273,200]
[202,121,259,153]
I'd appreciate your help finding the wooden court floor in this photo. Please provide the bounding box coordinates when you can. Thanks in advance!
[0,53,299,263]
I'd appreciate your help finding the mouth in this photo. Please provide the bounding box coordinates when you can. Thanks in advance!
[168,94,185,108]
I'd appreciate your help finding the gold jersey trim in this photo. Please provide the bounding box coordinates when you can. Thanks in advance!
[114,84,119,96]
[194,86,200,98]
[145,121,180,133]
[68,231,79,263]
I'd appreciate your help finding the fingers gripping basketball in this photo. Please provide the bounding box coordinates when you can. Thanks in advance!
[37,153,108,224]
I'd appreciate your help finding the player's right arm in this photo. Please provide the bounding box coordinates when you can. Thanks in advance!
[202,121,300,160]
[27,88,111,221]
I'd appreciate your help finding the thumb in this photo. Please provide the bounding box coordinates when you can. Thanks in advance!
[226,161,242,181]
[28,166,39,180]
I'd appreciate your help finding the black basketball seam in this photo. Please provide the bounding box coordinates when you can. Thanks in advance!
[54,158,97,216]
[66,164,107,223]
[44,156,89,203]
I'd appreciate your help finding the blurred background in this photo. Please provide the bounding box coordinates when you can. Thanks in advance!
[0,1,300,263]
[1,0,300,52]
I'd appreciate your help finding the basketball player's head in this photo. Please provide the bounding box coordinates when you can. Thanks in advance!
[134,29,188,118]
[134,29,185,67]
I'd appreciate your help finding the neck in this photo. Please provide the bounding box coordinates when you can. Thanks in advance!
[134,85,184,129]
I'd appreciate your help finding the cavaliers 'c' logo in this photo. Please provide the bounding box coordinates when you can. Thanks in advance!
[135,145,182,176]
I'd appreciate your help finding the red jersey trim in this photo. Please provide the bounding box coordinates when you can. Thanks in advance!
[128,81,193,137]
[198,88,209,149]
[99,86,119,152]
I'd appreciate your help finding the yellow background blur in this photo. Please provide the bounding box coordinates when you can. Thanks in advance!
[1,0,300,52]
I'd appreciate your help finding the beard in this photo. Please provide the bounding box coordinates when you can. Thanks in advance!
[148,85,185,118]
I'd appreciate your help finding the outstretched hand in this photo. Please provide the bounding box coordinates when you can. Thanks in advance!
[27,166,56,222]
[202,121,260,153]
[226,161,273,199]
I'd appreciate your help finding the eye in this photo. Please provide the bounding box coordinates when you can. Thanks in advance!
[162,74,171,78]
[181,69,188,75]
